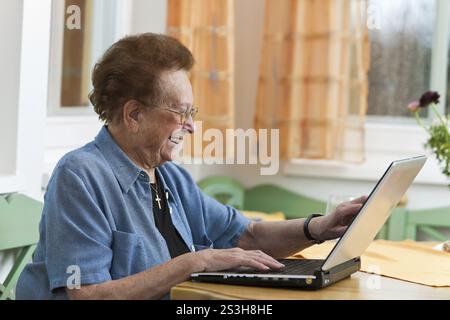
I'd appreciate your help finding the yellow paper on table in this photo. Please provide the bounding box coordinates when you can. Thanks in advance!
[293,240,450,287]
[241,211,286,222]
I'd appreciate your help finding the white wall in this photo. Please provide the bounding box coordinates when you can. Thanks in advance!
[0,0,23,287]
[130,0,167,34]
[0,0,22,176]
[0,0,49,198]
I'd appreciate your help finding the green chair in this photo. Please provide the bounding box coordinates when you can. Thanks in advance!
[197,176,245,210]
[0,193,43,300]
[244,184,326,219]
[388,206,450,241]
[197,176,326,219]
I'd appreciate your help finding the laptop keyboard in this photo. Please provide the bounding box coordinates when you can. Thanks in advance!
[276,259,323,275]
[232,259,323,275]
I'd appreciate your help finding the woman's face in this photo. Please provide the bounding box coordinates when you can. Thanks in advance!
[136,69,195,166]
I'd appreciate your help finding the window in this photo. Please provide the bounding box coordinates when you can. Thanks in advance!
[367,0,436,119]
[285,0,450,185]
[48,0,125,115]
[60,0,92,107]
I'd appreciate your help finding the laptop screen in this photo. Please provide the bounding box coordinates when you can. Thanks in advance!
[320,156,426,271]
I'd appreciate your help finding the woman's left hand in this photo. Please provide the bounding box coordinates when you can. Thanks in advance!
[309,195,368,241]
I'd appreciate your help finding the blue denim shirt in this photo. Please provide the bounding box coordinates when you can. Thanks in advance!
[16,126,250,299]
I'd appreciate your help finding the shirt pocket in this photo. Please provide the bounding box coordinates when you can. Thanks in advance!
[110,230,147,279]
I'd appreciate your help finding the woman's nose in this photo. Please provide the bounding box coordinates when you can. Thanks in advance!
[183,116,195,134]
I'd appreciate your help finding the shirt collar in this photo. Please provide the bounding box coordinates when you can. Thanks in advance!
[94,126,174,196]
[94,126,145,193]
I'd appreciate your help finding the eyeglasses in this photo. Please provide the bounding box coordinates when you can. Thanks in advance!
[162,105,199,125]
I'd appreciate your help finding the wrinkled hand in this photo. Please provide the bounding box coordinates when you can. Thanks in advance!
[310,195,368,241]
[195,248,285,272]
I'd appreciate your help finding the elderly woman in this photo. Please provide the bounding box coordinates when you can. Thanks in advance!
[16,33,365,300]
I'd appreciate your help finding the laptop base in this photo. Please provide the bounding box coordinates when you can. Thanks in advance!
[191,258,361,290]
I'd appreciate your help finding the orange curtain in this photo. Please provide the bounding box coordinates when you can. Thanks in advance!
[255,0,370,162]
[167,0,235,158]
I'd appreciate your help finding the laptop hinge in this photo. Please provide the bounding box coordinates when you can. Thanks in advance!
[317,257,361,286]
[321,257,360,273]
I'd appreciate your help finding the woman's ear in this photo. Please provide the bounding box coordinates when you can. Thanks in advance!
[122,100,141,133]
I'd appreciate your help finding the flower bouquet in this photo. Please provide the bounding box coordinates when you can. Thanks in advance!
[408,91,450,186]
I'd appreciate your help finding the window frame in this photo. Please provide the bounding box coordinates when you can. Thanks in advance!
[365,0,449,122]
[47,0,132,117]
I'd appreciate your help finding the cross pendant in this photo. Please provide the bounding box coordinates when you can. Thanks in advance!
[155,194,162,210]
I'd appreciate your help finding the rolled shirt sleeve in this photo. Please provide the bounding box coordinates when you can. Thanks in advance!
[198,191,250,248]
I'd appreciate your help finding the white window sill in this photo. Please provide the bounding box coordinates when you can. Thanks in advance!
[284,155,448,186]
[283,123,450,186]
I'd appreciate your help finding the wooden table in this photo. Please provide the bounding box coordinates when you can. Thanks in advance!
[171,272,450,300]
[171,241,450,300]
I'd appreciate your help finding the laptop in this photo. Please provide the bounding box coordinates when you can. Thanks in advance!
[191,156,427,289]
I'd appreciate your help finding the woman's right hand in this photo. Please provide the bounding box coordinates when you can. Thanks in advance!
[194,248,285,272]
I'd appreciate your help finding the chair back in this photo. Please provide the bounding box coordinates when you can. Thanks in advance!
[405,207,450,241]
[0,193,42,300]
[197,176,245,210]
[244,184,326,219]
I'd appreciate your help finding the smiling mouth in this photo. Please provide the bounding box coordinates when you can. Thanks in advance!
[169,135,184,144]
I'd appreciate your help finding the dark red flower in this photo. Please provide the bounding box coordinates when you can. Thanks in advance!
[419,91,440,107]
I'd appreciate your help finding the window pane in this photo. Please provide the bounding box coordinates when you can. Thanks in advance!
[61,0,92,107]
[367,0,435,118]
